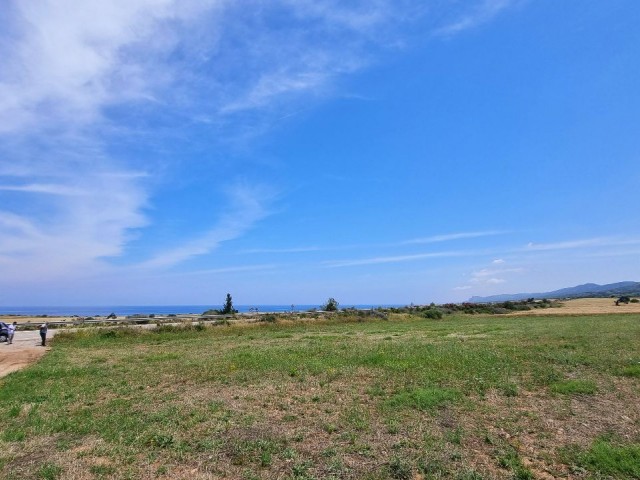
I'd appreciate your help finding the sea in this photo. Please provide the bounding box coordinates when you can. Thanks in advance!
[0,304,401,316]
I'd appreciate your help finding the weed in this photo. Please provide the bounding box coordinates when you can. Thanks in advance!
[89,464,116,476]
[385,418,400,434]
[388,456,412,480]
[343,405,370,431]
[418,458,449,476]
[500,382,519,397]
[147,433,174,448]
[7,404,20,418]
[2,428,25,442]
[323,423,338,434]
[282,447,297,460]
[260,450,272,467]
[38,463,63,480]
[291,461,313,479]
[496,447,534,479]
[446,427,463,445]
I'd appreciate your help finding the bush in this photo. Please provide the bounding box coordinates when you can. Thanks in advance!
[155,323,206,334]
[422,308,443,320]
[260,314,278,323]
[321,298,339,311]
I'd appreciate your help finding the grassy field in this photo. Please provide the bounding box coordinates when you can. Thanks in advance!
[0,313,638,479]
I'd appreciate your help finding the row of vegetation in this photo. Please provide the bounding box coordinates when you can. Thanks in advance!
[202,296,562,317]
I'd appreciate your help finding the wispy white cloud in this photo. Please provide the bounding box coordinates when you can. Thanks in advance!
[402,230,507,245]
[241,247,323,254]
[148,263,279,278]
[522,236,640,252]
[582,249,640,259]
[435,0,519,36]
[139,183,275,269]
[0,183,93,196]
[524,238,606,251]
[323,251,471,268]
[243,230,508,255]
[0,169,148,281]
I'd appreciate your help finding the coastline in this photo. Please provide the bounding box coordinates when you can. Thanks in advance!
[0,304,398,318]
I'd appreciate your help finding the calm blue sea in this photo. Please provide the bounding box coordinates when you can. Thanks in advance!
[0,304,400,316]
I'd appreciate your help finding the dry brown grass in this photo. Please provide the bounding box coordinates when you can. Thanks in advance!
[507,297,640,316]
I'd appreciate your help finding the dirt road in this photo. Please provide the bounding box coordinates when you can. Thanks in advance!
[0,329,57,378]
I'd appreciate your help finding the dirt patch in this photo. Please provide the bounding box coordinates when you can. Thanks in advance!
[0,330,54,378]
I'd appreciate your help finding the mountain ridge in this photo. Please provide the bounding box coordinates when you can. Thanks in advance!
[469,281,640,303]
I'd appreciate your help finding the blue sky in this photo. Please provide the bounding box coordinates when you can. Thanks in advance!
[1,0,639,306]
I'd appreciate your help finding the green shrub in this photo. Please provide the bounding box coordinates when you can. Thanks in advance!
[422,308,443,320]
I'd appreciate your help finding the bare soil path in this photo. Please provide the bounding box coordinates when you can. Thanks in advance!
[0,329,57,378]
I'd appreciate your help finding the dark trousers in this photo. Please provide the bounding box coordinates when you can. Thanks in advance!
[40,332,46,346]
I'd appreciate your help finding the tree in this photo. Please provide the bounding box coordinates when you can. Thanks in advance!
[616,296,631,306]
[221,293,238,314]
[321,297,339,311]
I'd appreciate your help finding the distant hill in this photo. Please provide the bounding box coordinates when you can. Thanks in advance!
[469,281,640,303]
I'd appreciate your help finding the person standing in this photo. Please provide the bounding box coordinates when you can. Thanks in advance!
[7,322,17,344]
[39,322,48,346]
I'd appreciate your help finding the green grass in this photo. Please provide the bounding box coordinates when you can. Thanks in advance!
[384,386,460,411]
[549,379,598,395]
[563,438,640,478]
[0,313,638,479]
[621,363,640,377]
